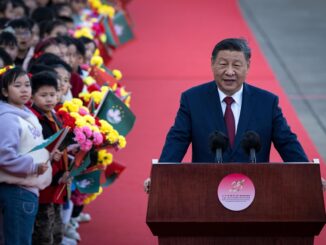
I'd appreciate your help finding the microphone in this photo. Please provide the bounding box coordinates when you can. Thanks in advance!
[209,131,229,163]
[241,131,261,163]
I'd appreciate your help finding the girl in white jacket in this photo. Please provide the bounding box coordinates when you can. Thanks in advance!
[0,66,52,245]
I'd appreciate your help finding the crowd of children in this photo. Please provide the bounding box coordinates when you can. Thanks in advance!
[0,0,132,244]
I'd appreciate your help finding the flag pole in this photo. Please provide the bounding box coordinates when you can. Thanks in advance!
[44,126,71,165]
[94,90,110,117]
[55,183,67,201]
[87,97,94,110]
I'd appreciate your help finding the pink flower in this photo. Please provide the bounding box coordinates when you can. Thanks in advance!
[74,128,86,144]
[79,107,88,116]
[80,139,93,151]
[93,132,103,145]
[82,126,93,138]
[74,127,82,134]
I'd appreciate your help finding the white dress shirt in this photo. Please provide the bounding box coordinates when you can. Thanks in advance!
[218,85,243,132]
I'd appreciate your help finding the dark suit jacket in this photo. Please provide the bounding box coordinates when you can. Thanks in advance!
[159,81,308,163]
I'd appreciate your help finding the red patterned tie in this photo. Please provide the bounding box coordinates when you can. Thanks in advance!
[223,97,235,147]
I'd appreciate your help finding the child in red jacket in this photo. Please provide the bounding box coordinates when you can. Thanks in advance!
[29,71,71,245]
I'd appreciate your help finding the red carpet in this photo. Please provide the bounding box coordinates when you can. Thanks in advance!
[80,0,326,244]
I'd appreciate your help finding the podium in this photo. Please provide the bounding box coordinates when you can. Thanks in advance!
[146,163,326,245]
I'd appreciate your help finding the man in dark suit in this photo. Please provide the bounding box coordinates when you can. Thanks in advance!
[159,38,308,163]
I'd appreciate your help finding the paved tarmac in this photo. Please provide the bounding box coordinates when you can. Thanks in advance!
[239,0,326,161]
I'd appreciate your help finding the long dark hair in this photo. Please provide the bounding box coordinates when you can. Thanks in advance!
[0,66,28,101]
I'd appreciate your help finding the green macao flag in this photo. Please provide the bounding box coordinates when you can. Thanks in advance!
[28,128,64,153]
[70,152,91,177]
[101,16,119,47]
[96,91,135,136]
[113,11,134,45]
[74,170,101,194]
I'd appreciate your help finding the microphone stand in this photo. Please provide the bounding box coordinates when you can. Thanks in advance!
[215,148,223,163]
[250,148,256,163]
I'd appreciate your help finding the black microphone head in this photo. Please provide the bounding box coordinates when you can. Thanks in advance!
[209,131,229,153]
[241,131,261,155]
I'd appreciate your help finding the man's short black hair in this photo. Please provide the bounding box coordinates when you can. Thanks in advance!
[211,38,251,62]
[31,71,58,94]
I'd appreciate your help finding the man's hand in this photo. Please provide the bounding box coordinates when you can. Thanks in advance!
[144,178,151,194]
[37,163,49,175]
[322,177,326,192]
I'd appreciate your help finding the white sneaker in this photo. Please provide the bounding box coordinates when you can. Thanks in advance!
[64,224,81,241]
[75,212,91,223]
[70,218,79,229]
[61,236,78,245]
